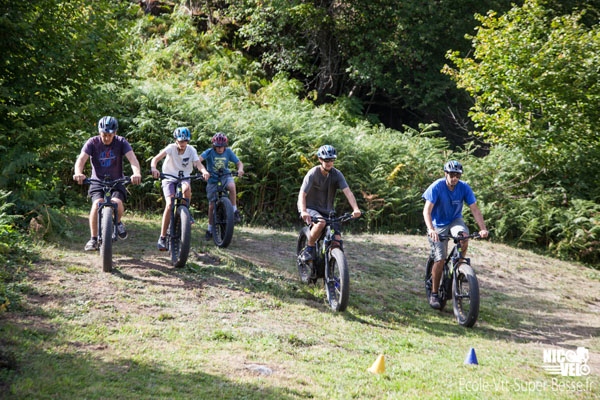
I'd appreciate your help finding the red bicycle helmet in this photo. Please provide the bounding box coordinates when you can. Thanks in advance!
[212,132,228,147]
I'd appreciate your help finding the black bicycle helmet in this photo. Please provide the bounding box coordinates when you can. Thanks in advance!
[317,145,337,159]
[443,160,463,174]
[98,116,118,134]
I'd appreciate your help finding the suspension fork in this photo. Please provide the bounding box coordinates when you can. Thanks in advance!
[97,196,117,242]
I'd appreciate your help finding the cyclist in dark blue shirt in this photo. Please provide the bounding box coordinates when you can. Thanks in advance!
[422,160,488,309]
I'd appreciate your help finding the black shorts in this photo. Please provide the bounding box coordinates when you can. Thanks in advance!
[88,183,127,203]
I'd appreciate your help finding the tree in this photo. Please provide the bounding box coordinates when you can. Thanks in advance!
[444,0,600,199]
[0,0,132,210]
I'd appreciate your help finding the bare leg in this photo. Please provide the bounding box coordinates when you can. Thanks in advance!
[226,182,236,207]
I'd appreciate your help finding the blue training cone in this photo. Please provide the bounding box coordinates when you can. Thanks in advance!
[464,347,478,365]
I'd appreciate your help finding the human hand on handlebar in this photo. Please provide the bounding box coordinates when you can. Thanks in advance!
[151,167,161,179]
[352,209,361,219]
[300,211,312,225]
[73,174,86,185]
[130,174,142,185]
[479,229,489,239]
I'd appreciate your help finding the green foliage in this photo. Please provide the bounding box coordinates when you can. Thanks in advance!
[445,0,600,199]
[0,0,135,217]
[0,194,37,312]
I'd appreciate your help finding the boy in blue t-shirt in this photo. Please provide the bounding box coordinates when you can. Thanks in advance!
[422,160,488,310]
[198,132,244,239]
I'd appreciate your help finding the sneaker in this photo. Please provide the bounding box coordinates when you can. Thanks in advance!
[117,222,127,239]
[429,293,441,310]
[300,246,315,262]
[84,238,98,251]
[204,230,212,240]
[234,210,241,223]
[157,236,168,251]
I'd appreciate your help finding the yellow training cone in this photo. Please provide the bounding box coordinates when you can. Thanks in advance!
[367,354,385,374]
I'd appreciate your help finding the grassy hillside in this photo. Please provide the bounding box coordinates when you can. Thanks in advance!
[1,212,599,399]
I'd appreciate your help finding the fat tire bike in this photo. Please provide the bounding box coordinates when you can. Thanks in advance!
[154,171,204,268]
[425,232,482,327]
[296,213,356,312]
[84,176,131,273]
[210,169,238,248]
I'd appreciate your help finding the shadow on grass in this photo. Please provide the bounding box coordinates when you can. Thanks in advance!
[48,216,600,347]
[0,317,306,400]
[220,228,600,346]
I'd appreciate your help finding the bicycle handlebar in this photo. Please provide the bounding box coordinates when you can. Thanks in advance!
[150,171,206,181]
[83,176,131,186]
[311,213,357,224]
[438,232,482,242]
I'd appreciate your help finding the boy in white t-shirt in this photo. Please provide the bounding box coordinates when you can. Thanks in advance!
[151,127,210,250]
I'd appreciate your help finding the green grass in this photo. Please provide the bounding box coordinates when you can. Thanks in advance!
[1,211,598,399]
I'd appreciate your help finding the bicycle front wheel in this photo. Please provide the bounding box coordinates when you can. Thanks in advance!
[213,197,234,248]
[453,263,480,327]
[100,207,113,273]
[326,248,349,312]
[171,207,191,268]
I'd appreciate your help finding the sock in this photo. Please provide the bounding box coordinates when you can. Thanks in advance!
[207,224,213,232]
[233,205,238,212]
[91,236,97,241]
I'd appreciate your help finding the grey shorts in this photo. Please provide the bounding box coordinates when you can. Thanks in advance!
[206,176,234,202]
[162,179,190,198]
[428,218,469,262]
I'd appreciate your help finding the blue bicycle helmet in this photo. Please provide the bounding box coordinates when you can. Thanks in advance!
[443,160,463,174]
[173,127,191,142]
[317,145,337,159]
[98,116,118,133]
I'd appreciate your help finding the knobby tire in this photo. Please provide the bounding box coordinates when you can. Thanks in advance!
[453,264,480,327]
[172,207,191,268]
[100,207,113,273]
[213,197,234,248]
[326,248,349,312]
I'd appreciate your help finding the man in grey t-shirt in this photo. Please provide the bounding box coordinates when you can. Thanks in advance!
[297,145,361,261]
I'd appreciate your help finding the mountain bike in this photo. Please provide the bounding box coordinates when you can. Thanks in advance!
[296,213,356,312]
[425,232,481,327]
[84,176,131,273]
[153,171,204,268]
[210,169,238,248]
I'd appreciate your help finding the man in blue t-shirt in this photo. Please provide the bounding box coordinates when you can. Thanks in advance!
[73,116,142,251]
[198,132,244,240]
[422,160,488,309]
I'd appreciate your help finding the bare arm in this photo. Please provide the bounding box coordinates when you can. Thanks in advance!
[423,200,439,242]
[150,150,167,178]
[125,150,142,184]
[469,202,489,238]
[298,190,311,224]
[342,187,361,218]
[236,160,244,177]
[73,152,90,184]
[194,156,210,180]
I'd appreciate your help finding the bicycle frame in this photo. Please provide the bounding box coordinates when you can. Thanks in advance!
[156,171,203,244]
[439,233,480,300]
[311,213,353,282]
[84,177,130,245]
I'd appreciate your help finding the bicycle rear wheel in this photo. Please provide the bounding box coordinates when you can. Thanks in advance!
[171,207,191,268]
[453,263,480,327]
[213,197,234,248]
[100,207,113,273]
[326,248,349,312]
